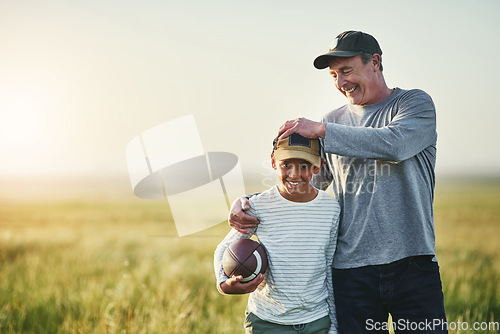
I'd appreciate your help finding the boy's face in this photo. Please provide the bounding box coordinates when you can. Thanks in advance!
[271,155,321,201]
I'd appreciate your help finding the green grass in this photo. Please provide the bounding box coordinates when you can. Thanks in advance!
[0,181,499,333]
[434,181,500,333]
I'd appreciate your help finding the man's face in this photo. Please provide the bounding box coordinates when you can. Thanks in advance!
[328,55,380,106]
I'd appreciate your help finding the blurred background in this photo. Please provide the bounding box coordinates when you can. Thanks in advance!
[1,0,499,202]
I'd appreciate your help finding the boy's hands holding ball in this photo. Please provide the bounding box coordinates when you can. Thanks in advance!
[219,274,265,295]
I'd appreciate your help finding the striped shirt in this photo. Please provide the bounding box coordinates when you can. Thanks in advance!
[214,185,340,332]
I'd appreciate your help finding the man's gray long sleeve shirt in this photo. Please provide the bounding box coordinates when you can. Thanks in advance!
[312,88,438,269]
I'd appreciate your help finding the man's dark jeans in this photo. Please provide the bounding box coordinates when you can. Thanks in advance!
[333,255,448,334]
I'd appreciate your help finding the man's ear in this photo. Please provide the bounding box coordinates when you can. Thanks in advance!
[271,153,277,170]
[372,54,381,71]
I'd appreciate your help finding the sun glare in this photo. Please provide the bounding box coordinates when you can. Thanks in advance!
[0,93,45,150]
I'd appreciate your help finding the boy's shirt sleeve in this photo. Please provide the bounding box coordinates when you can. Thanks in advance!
[213,200,258,294]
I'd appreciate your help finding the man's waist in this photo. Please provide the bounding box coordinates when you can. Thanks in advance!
[333,253,436,269]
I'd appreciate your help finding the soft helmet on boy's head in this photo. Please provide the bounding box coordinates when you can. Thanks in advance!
[273,133,322,168]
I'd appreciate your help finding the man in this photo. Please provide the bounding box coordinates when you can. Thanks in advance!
[229,31,448,333]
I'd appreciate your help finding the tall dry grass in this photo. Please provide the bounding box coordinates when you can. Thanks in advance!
[0,181,499,333]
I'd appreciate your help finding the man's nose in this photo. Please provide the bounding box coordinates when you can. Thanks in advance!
[336,74,346,88]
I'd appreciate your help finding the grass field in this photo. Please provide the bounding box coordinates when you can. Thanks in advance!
[0,180,499,333]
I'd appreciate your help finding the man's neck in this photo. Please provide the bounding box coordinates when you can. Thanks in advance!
[371,76,393,104]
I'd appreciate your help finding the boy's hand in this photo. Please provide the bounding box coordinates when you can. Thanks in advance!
[219,274,264,294]
[228,197,259,233]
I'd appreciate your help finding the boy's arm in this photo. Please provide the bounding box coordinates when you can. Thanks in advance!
[214,225,263,294]
[219,273,265,294]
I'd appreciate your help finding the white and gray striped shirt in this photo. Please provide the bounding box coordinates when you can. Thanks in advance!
[214,185,340,332]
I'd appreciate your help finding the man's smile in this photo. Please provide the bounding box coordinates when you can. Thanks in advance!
[342,85,358,94]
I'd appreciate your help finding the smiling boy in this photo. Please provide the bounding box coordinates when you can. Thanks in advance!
[214,133,340,334]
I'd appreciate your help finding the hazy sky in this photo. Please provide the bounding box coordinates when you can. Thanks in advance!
[1,0,499,195]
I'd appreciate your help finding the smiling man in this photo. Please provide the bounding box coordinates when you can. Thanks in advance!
[326,34,391,106]
[229,31,448,333]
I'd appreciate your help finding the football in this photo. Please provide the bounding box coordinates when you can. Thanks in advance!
[222,239,268,282]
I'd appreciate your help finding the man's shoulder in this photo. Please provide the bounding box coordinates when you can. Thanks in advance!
[321,104,350,122]
[396,88,433,102]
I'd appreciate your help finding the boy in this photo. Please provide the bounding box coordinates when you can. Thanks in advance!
[214,133,340,334]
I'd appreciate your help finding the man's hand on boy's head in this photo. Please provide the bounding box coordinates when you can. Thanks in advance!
[278,117,327,141]
[219,274,264,295]
[228,197,259,233]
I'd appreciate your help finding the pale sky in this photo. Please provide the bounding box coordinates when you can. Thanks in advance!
[1,0,499,197]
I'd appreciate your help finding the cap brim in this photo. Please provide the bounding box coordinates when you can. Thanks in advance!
[273,150,322,168]
[313,50,362,69]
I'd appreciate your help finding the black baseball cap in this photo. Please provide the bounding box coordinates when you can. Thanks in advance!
[313,31,383,69]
